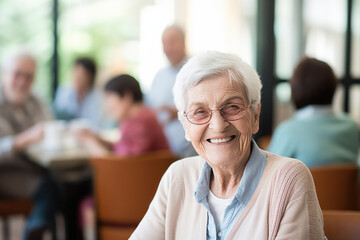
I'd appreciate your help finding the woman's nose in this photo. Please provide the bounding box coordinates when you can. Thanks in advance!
[208,110,229,131]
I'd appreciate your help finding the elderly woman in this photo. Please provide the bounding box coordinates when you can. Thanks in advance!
[130,51,324,239]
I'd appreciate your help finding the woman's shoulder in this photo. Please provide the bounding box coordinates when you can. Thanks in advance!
[264,152,315,196]
[333,113,359,127]
[265,152,310,175]
[273,117,302,134]
[54,85,76,104]
[164,156,204,184]
[168,156,204,173]
[56,85,75,96]
[141,106,157,116]
[131,107,159,128]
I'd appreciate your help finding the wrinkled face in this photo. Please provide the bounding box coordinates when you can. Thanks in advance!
[2,56,36,105]
[162,28,186,67]
[73,65,92,93]
[104,92,132,122]
[182,75,261,168]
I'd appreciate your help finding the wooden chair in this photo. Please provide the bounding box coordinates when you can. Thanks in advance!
[90,150,176,240]
[0,199,33,239]
[310,164,359,210]
[323,210,360,240]
[256,134,272,150]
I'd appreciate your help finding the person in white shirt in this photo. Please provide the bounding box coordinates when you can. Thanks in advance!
[146,25,196,157]
[53,57,107,130]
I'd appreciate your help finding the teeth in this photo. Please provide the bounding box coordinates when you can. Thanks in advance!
[209,137,233,143]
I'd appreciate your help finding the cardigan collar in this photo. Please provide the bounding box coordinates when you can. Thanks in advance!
[194,139,267,205]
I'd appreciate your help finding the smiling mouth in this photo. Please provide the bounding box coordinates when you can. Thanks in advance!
[207,135,236,143]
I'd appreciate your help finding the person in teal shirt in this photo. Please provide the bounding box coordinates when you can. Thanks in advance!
[268,57,359,167]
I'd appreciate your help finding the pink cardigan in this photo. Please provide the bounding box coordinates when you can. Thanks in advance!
[130,152,325,239]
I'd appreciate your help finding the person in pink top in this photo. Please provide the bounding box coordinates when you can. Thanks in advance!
[75,74,170,238]
[114,105,169,155]
[75,74,169,156]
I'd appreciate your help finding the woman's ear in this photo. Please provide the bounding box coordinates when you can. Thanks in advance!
[185,131,191,141]
[179,116,191,142]
[251,103,261,134]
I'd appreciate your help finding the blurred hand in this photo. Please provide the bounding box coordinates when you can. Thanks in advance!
[13,123,45,151]
[71,129,110,156]
[156,105,178,123]
[72,128,93,140]
[71,128,98,147]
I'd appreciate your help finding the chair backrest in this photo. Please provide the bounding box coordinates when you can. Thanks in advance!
[256,135,272,150]
[323,210,360,240]
[0,199,33,217]
[90,150,176,226]
[310,164,359,210]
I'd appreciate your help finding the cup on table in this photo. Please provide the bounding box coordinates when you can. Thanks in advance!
[43,120,67,151]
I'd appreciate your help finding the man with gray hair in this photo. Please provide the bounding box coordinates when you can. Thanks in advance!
[0,51,58,239]
[147,25,196,157]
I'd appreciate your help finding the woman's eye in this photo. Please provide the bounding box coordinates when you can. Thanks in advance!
[222,104,244,115]
[191,109,208,120]
[194,109,207,115]
[228,104,240,109]
[224,104,241,111]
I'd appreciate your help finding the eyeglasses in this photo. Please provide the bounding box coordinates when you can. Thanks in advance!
[183,102,251,125]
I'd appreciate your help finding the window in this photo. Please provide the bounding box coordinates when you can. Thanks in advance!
[0,0,53,101]
[58,0,153,89]
[273,0,360,129]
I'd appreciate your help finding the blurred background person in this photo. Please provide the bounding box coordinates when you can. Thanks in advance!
[75,74,170,238]
[53,57,106,130]
[146,25,196,158]
[0,51,59,240]
[268,57,360,167]
[75,74,169,156]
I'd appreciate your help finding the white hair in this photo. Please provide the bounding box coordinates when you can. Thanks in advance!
[1,49,36,72]
[173,51,262,114]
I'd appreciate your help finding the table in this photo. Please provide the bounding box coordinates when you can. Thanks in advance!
[25,135,93,240]
[25,128,120,168]
[26,144,90,168]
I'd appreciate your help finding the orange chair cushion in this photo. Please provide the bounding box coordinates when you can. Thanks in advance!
[310,164,359,210]
[323,210,360,240]
[91,150,176,224]
[99,225,136,240]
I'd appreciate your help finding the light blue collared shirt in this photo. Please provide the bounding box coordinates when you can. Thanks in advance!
[295,105,334,120]
[146,63,196,157]
[194,140,267,240]
[53,86,111,130]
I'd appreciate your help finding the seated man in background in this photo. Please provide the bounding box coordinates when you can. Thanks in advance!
[268,57,359,167]
[146,25,196,157]
[0,51,59,239]
[75,74,170,155]
[53,57,107,130]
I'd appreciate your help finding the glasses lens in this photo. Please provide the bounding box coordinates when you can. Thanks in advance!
[221,104,246,120]
[187,108,211,124]
[185,103,249,124]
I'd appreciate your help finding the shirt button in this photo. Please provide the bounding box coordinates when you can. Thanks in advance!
[217,232,222,237]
